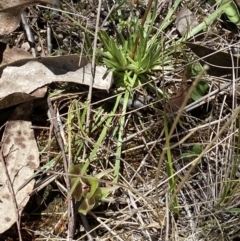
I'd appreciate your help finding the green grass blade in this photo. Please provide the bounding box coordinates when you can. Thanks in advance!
[81,94,122,175]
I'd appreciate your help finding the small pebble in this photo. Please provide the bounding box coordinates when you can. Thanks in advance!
[21,42,30,51]
[231,46,240,55]
[57,34,63,39]
[37,45,42,52]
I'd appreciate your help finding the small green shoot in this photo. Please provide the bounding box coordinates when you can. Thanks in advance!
[68,165,118,215]
[192,62,203,77]
[191,80,208,101]
[228,208,240,213]
[163,113,178,211]
[181,144,203,159]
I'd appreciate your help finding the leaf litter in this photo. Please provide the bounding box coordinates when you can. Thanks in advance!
[0,3,113,235]
[0,102,39,233]
[1,0,240,240]
[0,0,60,35]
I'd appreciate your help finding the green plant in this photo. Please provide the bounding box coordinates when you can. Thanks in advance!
[98,3,175,182]
[163,114,179,211]
[192,62,203,76]
[191,80,209,101]
[98,24,173,89]
[67,97,121,176]
[181,144,203,159]
[69,165,118,215]
[181,0,239,40]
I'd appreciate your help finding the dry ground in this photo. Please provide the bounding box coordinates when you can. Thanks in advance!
[1,0,240,241]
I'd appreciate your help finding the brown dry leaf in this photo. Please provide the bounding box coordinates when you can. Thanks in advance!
[167,74,188,113]
[186,42,240,77]
[176,7,199,36]
[0,42,32,66]
[0,43,112,109]
[0,58,112,98]
[0,93,39,109]
[0,53,86,75]
[0,0,60,35]
[0,55,112,109]
[0,102,39,233]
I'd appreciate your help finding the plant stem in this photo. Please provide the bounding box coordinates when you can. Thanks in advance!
[130,0,155,59]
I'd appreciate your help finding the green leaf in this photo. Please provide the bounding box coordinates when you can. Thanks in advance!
[81,176,99,200]
[70,178,83,201]
[78,196,96,215]
[68,165,81,176]
[181,144,202,159]
[192,144,202,154]
[94,186,119,200]
[191,80,208,101]
[219,0,240,25]
[192,62,203,76]
[228,208,240,213]
[95,169,113,179]
[181,151,197,159]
